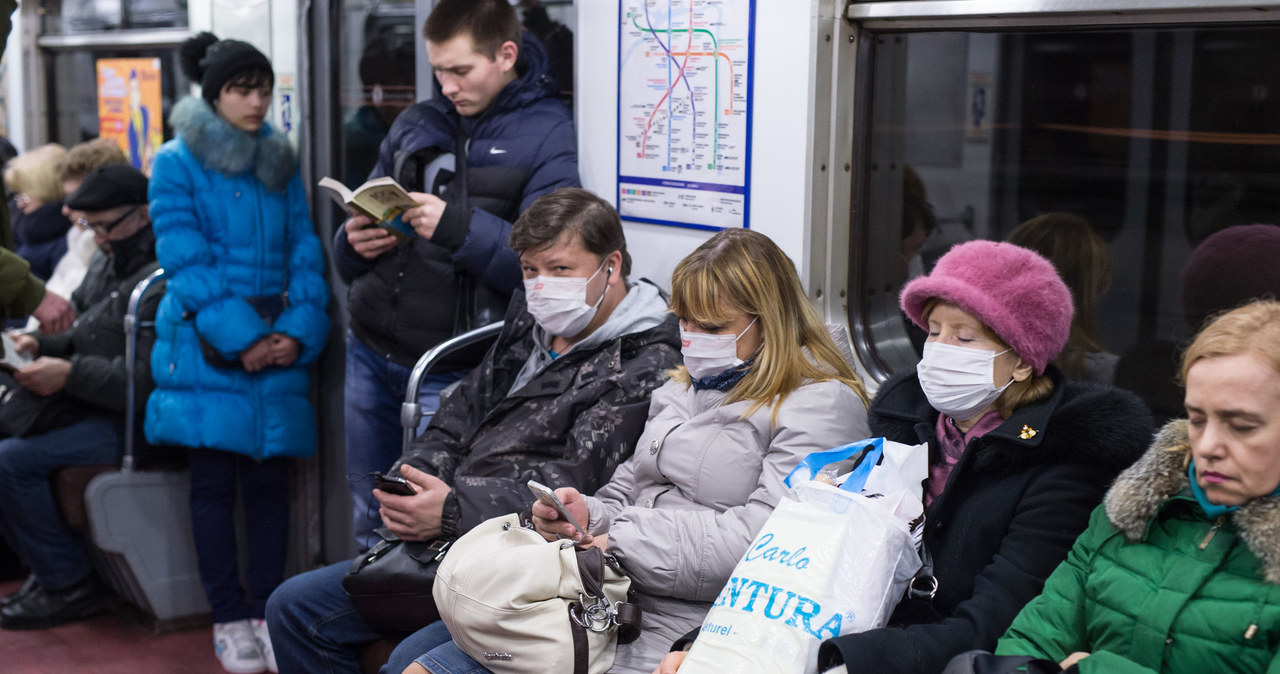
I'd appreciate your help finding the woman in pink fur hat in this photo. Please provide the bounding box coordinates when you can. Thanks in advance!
[658,240,1155,674]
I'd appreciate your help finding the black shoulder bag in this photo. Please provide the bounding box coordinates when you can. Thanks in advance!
[342,527,454,633]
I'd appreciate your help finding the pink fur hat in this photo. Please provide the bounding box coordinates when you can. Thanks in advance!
[901,240,1074,375]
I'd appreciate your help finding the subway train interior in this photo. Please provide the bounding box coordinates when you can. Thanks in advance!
[1,0,1279,670]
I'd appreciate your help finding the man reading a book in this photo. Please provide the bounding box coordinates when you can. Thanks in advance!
[332,0,581,552]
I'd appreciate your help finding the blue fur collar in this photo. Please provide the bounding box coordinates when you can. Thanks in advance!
[169,97,296,192]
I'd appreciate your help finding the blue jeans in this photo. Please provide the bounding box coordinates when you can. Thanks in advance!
[0,415,122,590]
[345,332,465,550]
[265,561,455,674]
[416,639,488,674]
[187,447,290,623]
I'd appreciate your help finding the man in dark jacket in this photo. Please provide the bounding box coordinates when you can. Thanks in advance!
[335,0,580,550]
[0,165,162,630]
[269,188,679,674]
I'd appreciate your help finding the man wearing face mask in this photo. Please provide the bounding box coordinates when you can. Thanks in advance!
[268,188,680,674]
[0,165,162,630]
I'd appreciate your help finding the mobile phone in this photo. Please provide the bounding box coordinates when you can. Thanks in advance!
[527,479,586,539]
[373,471,416,496]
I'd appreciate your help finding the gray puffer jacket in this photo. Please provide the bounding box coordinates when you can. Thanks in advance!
[584,377,870,674]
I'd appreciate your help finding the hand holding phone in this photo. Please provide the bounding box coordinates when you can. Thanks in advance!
[527,479,586,541]
[373,471,416,497]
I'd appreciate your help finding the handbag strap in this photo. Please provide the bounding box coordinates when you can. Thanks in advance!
[569,604,589,674]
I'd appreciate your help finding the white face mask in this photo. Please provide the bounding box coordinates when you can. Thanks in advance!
[523,260,609,338]
[917,342,1014,421]
[681,317,757,379]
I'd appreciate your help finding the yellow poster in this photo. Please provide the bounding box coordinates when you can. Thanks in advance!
[97,58,163,175]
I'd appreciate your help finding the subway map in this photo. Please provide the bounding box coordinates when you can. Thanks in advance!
[617,0,754,229]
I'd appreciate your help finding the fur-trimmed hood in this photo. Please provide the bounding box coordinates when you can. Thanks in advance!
[1105,419,1280,583]
[169,97,296,192]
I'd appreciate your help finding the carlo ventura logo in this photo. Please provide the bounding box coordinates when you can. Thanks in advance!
[704,533,854,641]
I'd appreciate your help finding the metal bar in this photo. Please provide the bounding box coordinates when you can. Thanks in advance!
[846,0,1280,29]
[400,321,505,454]
[37,28,190,50]
[124,268,164,474]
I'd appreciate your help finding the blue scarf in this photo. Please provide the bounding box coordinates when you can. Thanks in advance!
[1187,459,1240,519]
[691,357,756,392]
[1187,459,1280,519]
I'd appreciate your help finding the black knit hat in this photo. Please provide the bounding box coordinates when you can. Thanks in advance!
[66,164,148,212]
[179,32,273,108]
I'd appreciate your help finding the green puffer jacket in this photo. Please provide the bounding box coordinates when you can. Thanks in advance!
[996,420,1280,673]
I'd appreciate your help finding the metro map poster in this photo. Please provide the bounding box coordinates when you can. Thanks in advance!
[617,0,755,230]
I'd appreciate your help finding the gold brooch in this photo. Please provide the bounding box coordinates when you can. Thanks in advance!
[1020,425,1038,440]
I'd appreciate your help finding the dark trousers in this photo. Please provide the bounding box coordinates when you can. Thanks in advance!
[187,447,289,624]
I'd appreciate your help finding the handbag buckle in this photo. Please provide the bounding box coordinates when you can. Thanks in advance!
[429,539,452,562]
[569,592,617,634]
[908,574,938,601]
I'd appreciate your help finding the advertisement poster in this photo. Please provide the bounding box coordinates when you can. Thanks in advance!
[617,0,755,230]
[97,58,163,174]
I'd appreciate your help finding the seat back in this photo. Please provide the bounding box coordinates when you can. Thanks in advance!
[54,268,168,533]
[70,268,211,626]
[399,321,505,453]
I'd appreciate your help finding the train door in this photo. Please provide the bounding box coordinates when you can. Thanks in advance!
[308,0,579,563]
[837,1,1280,420]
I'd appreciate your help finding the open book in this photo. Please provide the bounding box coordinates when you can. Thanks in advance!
[317,176,418,241]
[0,332,33,371]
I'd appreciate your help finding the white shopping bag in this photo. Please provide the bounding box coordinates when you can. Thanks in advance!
[681,438,927,674]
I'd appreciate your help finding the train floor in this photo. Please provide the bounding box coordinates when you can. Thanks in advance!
[0,577,226,673]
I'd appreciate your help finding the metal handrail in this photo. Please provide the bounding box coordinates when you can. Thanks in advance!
[400,321,506,453]
[123,268,164,474]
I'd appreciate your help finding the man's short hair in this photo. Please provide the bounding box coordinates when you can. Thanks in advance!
[423,0,523,59]
[510,188,632,277]
[58,138,129,183]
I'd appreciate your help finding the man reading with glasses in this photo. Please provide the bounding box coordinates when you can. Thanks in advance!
[0,164,163,631]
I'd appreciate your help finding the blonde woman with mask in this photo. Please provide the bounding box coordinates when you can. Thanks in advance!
[410,228,870,674]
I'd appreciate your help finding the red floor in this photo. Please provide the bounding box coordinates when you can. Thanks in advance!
[0,578,228,673]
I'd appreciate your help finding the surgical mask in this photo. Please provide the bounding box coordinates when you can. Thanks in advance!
[681,318,757,379]
[524,260,609,338]
[917,342,1013,421]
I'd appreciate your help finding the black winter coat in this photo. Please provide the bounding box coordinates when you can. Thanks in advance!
[12,201,70,281]
[334,31,579,370]
[35,232,161,417]
[393,284,680,539]
[816,368,1152,673]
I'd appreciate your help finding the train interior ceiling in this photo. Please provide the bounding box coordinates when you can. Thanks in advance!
[4,0,1280,669]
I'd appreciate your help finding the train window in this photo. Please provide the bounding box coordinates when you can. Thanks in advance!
[852,26,1280,425]
[41,0,187,34]
[336,0,418,188]
[42,48,187,147]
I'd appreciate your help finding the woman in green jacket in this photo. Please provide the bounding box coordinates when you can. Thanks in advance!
[994,299,1280,674]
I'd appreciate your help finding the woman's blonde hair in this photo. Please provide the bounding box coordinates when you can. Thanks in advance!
[669,229,869,420]
[922,297,1055,419]
[4,144,68,203]
[1180,299,1280,384]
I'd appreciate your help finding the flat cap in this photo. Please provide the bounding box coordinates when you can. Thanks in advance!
[66,164,148,212]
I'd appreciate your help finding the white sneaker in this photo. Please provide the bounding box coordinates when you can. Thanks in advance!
[213,620,267,674]
[251,618,278,673]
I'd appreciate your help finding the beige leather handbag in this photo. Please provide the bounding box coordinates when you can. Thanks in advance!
[433,512,642,674]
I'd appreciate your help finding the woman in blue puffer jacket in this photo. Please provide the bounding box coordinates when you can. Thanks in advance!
[145,32,329,674]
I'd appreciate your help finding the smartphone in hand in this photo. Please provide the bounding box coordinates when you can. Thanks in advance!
[373,471,416,496]
[527,479,586,539]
